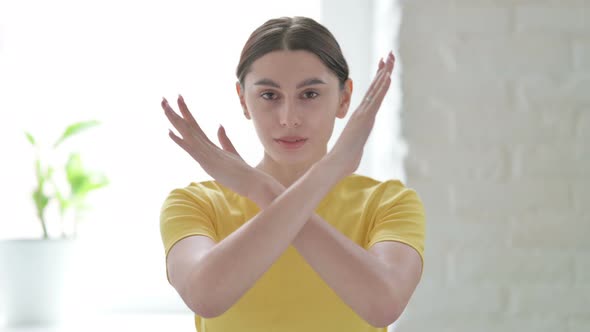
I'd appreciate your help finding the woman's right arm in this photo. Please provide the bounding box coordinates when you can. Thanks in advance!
[165,52,393,318]
[167,156,343,318]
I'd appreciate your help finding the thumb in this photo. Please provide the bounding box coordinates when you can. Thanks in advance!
[217,125,243,160]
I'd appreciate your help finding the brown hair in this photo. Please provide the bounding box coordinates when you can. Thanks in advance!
[236,16,349,90]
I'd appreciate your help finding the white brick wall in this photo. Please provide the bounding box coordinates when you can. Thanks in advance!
[397,0,589,331]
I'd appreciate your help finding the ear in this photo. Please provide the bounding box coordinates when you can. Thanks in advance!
[236,81,251,120]
[336,79,353,119]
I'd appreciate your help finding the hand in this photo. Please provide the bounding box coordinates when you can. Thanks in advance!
[325,51,395,177]
[216,124,286,206]
[161,95,262,198]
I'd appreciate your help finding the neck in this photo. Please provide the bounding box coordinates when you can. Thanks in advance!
[255,152,325,188]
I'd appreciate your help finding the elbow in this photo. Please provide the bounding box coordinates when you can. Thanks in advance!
[366,289,403,328]
[180,270,229,319]
[368,310,401,328]
[185,292,228,318]
[188,301,225,319]
[184,284,230,319]
[367,306,401,328]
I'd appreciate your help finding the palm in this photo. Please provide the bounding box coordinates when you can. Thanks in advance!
[161,96,257,197]
[328,52,395,175]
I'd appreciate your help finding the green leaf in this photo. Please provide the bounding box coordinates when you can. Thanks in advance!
[53,120,100,148]
[46,166,54,179]
[32,189,50,219]
[34,161,53,189]
[65,153,85,189]
[65,153,108,197]
[71,173,109,198]
[54,190,68,217]
[77,173,109,196]
[25,132,36,146]
[35,159,43,182]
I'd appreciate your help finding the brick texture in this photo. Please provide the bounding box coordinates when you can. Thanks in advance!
[398,0,590,331]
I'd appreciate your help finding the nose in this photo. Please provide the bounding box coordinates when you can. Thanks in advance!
[279,102,301,128]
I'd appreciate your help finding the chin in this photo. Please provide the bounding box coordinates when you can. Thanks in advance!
[274,151,324,169]
[266,147,308,163]
[263,138,325,165]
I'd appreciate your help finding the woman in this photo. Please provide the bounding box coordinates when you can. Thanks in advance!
[159,16,425,332]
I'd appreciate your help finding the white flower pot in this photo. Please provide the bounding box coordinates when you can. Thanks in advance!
[0,239,78,327]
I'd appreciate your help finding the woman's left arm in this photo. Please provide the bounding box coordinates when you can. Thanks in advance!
[214,51,422,327]
[217,127,421,328]
[296,215,422,327]
[257,183,423,328]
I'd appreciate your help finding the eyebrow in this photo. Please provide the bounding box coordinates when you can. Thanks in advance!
[253,78,327,89]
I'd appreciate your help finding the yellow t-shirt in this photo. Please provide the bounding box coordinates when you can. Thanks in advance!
[160,173,425,332]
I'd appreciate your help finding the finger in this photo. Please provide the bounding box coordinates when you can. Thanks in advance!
[169,128,211,164]
[168,129,190,152]
[385,51,395,74]
[177,95,209,139]
[377,52,394,77]
[376,57,385,74]
[379,52,395,92]
[366,71,392,113]
[362,52,394,107]
[163,96,215,149]
[361,70,386,108]
[162,98,191,136]
[362,67,389,107]
[217,125,244,160]
[177,95,197,126]
[365,52,395,102]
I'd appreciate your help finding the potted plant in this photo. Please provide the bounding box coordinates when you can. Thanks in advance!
[0,120,108,327]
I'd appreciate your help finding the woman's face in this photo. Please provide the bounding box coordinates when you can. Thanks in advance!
[237,50,352,165]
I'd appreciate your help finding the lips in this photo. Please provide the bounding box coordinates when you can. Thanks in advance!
[274,136,308,149]
[276,136,307,143]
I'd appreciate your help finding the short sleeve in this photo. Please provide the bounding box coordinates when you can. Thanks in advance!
[366,183,426,270]
[159,185,218,258]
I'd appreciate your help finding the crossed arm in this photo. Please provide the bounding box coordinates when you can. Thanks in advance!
[261,177,423,328]
[167,158,423,328]
[164,51,422,327]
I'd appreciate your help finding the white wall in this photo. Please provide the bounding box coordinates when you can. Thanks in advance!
[323,0,406,182]
[0,0,401,319]
[397,1,590,331]
[0,0,323,315]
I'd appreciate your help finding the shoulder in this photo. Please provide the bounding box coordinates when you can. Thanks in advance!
[341,174,422,210]
[160,179,255,219]
[162,179,234,204]
[342,173,407,196]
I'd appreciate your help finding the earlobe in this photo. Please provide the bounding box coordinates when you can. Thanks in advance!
[235,81,251,120]
[235,81,241,96]
[337,79,353,119]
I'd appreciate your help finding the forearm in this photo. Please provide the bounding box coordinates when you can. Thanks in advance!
[187,158,341,317]
[293,215,399,326]
[256,182,399,326]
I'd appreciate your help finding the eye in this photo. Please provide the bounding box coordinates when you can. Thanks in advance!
[302,91,319,99]
[261,92,278,100]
